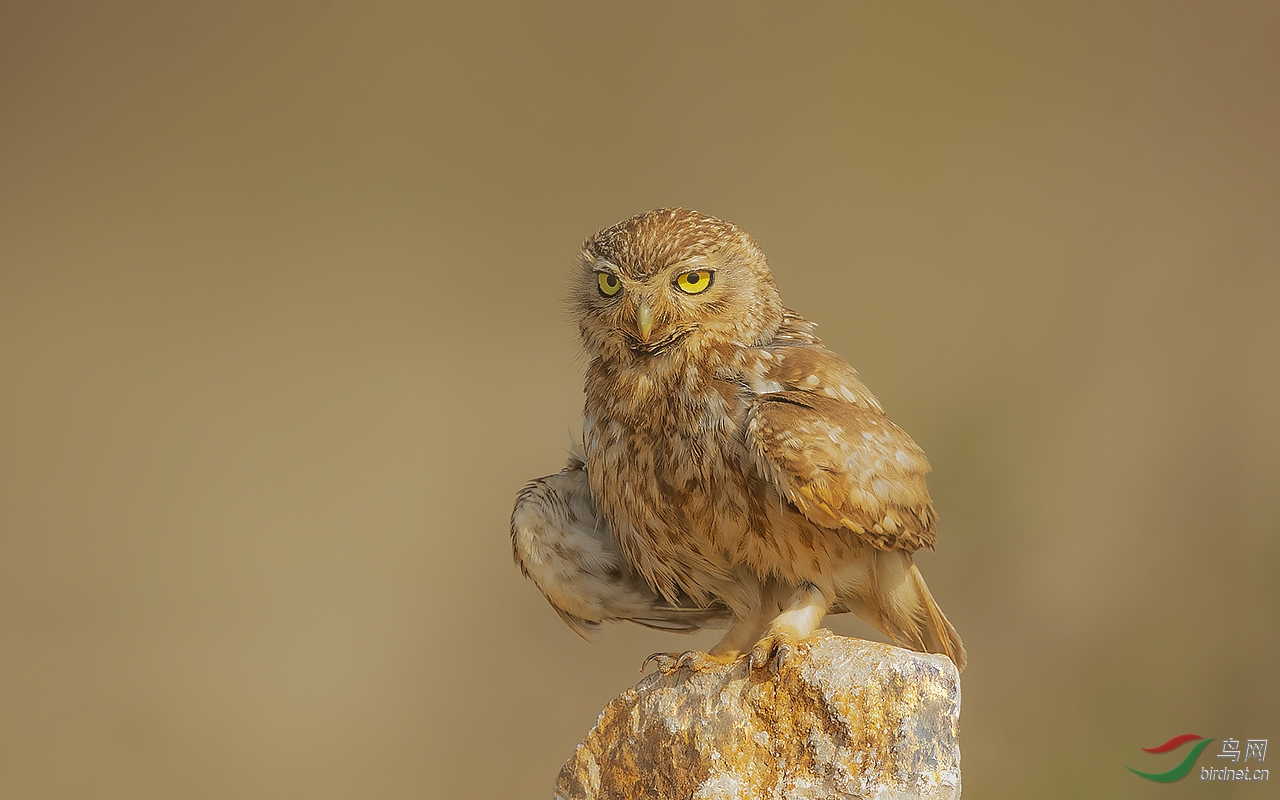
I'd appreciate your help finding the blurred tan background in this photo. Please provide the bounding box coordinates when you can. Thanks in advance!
[1,1,1277,798]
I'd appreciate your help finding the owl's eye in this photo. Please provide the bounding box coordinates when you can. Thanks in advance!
[597,273,622,297]
[675,270,714,294]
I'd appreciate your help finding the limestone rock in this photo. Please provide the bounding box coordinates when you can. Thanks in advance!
[554,631,961,800]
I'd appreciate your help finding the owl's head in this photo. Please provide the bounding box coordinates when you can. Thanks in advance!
[573,208,784,362]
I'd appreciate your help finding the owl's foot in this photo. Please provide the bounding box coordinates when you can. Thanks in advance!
[747,630,800,673]
[748,583,829,673]
[640,649,736,675]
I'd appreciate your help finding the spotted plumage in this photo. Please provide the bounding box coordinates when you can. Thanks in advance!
[512,208,965,672]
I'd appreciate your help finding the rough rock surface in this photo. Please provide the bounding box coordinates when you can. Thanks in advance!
[554,630,961,800]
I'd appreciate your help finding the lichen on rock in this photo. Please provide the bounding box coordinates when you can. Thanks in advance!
[554,630,961,800]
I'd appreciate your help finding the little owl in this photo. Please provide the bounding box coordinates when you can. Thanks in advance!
[511,208,965,673]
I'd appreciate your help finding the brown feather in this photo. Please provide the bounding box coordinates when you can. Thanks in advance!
[745,390,936,552]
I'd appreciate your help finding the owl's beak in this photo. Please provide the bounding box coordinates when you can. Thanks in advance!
[636,302,656,342]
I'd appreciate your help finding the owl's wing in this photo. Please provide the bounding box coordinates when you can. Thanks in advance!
[512,460,730,639]
[744,346,937,552]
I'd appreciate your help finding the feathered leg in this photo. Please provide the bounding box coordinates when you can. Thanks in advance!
[642,572,771,674]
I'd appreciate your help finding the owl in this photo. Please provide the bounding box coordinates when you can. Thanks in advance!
[512,208,965,673]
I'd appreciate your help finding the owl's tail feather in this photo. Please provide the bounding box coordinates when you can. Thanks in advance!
[631,603,732,634]
[854,555,966,672]
[554,603,727,640]
[906,562,967,671]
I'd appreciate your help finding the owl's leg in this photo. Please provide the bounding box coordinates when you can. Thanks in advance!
[709,613,771,659]
[642,580,770,674]
[641,615,768,674]
[748,582,829,672]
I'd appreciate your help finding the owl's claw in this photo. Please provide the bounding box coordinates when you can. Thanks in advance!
[748,633,797,673]
[641,651,679,674]
[641,649,734,675]
[640,649,701,674]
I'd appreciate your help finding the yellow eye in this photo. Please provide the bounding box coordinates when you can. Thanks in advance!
[676,270,714,294]
[597,273,622,297]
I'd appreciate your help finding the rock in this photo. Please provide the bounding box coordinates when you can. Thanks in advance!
[554,630,961,800]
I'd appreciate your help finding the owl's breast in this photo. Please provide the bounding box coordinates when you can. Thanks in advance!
[581,358,760,601]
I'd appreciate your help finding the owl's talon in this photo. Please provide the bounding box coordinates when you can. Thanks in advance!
[749,633,797,674]
[641,652,679,674]
[642,649,734,674]
[771,643,793,672]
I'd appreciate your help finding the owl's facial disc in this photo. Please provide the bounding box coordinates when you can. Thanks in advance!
[576,209,785,361]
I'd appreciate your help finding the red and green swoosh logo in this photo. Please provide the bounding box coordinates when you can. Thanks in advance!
[1127,734,1216,782]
